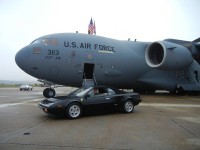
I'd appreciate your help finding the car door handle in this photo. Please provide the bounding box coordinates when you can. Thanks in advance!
[106,98,110,100]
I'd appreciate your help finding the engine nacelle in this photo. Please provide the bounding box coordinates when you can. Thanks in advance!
[145,41,193,70]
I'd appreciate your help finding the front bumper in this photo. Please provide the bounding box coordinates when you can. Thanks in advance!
[38,103,66,116]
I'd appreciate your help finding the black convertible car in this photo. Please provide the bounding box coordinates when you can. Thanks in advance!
[38,86,142,119]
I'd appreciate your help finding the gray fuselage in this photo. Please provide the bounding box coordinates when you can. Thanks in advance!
[15,33,200,92]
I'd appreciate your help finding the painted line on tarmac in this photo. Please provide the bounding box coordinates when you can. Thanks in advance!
[141,103,200,108]
[0,96,9,97]
[0,103,22,108]
[0,99,42,108]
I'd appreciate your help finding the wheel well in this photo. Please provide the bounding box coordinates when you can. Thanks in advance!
[123,98,136,106]
[124,98,134,102]
[67,101,82,108]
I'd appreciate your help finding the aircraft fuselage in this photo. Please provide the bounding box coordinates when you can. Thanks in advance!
[15,33,200,94]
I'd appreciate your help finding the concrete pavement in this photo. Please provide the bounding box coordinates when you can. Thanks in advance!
[0,87,200,150]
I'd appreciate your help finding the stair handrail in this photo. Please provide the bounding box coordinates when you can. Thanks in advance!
[93,74,97,85]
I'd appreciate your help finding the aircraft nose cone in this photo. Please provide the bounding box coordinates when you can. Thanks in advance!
[15,46,31,72]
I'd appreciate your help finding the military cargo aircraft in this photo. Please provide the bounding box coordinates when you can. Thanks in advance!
[15,33,200,97]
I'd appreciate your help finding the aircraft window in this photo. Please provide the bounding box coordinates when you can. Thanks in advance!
[30,39,40,44]
[42,39,48,45]
[42,38,59,46]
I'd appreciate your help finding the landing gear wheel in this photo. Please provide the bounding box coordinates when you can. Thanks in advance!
[123,100,134,113]
[66,103,82,119]
[176,86,185,95]
[43,88,56,98]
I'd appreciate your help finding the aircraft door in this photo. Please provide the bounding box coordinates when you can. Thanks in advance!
[83,63,94,79]
[82,63,95,88]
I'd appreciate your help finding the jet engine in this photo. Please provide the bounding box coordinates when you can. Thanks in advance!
[145,41,193,70]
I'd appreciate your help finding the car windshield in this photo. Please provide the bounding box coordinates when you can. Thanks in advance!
[70,87,92,97]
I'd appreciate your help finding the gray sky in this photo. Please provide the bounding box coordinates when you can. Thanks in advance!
[0,0,200,81]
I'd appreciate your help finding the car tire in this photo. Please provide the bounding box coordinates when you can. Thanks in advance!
[66,103,82,119]
[123,100,134,113]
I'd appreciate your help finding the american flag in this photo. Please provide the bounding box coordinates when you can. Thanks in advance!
[93,21,96,34]
[88,18,96,35]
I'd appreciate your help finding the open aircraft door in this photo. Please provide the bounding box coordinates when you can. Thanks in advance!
[82,63,96,88]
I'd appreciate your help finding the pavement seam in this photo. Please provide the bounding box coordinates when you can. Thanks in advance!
[170,119,196,136]
[0,118,48,143]
[0,142,131,150]
[0,99,43,108]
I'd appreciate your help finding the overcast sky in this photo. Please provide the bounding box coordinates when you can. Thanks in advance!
[0,0,200,81]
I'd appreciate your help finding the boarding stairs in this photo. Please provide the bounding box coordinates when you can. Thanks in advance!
[82,74,97,89]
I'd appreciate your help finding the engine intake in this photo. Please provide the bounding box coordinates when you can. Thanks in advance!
[145,41,193,70]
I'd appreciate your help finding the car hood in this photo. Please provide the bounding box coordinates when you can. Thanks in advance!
[42,95,79,103]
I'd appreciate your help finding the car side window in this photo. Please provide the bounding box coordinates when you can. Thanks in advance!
[94,88,108,97]
[107,88,116,95]
[87,88,113,98]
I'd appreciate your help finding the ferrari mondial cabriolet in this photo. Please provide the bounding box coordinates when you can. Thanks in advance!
[38,86,142,119]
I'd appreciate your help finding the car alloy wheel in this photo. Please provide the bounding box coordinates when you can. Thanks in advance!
[67,103,82,119]
[123,100,134,113]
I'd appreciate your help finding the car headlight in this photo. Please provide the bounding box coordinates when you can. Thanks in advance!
[40,102,54,107]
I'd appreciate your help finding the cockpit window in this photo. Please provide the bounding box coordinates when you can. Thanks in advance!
[30,39,40,44]
[42,38,59,46]
[30,38,59,46]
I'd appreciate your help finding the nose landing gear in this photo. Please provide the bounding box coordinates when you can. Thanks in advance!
[43,88,56,98]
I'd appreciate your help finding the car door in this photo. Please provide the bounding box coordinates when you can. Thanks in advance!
[83,88,113,113]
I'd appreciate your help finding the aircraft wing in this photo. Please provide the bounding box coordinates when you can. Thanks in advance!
[165,38,200,51]
[164,38,200,63]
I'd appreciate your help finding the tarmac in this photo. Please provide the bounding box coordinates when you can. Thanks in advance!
[0,87,200,150]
